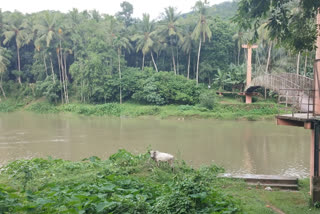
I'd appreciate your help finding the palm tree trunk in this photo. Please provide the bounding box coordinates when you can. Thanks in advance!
[171,46,176,75]
[187,52,190,80]
[57,51,64,104]
[265,41,272,73]
[176,44,179,75]
[50,57,55,83]
[264,41,272,100]
[43,54,48,77]
[304,52,308,76]
[151,52,158,72]
[118,48,122,104]
[196,37,202,85]
[59,44,68,104]
[63,53,69,103]
[237,44,241,66]
[296,51,301,75]
[17,47,21,85]
[0,74,6,99]
[142,54,145,71]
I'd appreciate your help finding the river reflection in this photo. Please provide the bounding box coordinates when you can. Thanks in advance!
[0,112,310,177]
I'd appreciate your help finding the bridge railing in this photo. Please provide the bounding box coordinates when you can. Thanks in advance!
[278,88,315,119]
[248,72,313,92]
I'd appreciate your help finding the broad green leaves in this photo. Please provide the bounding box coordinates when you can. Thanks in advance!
[0,150,238,213]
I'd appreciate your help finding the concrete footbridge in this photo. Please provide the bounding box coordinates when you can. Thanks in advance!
[245,72,314,112]
[245,72,313,93]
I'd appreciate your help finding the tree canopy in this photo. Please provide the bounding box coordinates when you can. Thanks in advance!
[234,0,320,51]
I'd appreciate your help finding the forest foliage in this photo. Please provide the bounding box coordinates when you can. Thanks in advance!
[0,0,317,106]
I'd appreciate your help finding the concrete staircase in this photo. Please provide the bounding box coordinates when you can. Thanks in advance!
[220,174,299,191]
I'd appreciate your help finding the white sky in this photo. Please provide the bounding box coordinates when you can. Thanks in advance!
[0,0,231,19]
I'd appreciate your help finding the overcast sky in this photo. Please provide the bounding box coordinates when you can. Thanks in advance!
[0,0,231,19]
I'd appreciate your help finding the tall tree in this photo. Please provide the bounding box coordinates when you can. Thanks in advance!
[113,23,132,104]
[234,0,320,52]
[116,1,134,27]
[3,12,31,85]
[179,19,195,79]
[34,11,59,82]
[133,14,158,72]
[192,1,212,85]
[159,7,181,74]
[0,47,10,99]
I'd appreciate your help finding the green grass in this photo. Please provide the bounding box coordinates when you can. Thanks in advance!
[0,150,318,213]
[0,97,284,120]
[0,98,26,112]
[0,150,239,213]
[213,178,319,214]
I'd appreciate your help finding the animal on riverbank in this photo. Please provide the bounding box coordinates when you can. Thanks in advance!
[149,150,174,169]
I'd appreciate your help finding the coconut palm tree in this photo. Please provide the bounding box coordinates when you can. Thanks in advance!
[133,13,159,72]
[34,12,71,103]
[113,24,133,104]
[158,7,181,74]
[34,12,59,82]
[179,19,195,79]
[192,1,212,85]
[3,12,32,85]
[0,47,10,99]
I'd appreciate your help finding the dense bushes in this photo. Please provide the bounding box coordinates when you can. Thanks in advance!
[0,150,240,213]
[199,90,218,110]
[35,76,61,103]
[70,65,200,105]
[132,71,200,105]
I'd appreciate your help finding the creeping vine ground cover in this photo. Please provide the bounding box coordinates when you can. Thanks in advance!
[0,150,240,213]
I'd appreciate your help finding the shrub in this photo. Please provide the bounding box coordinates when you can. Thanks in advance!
[0,99,24,112]
[26,102,59,113]
[35,76,62,103]
[133,72,200,105]
[199,90,218,110]
[178,105,194,111]
[0,150,240,213]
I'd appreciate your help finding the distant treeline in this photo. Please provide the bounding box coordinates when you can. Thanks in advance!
[0,0,315,105]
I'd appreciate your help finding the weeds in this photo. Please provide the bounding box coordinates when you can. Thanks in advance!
[0,150,239,213]
[1,98,281,120]
[0,99,25,112]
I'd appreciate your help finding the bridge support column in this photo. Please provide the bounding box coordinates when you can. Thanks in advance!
[245,95,252,104]
[315,8,320,115]
[242,44,257,104]
[311,123,320,203]
[311,8,320,204]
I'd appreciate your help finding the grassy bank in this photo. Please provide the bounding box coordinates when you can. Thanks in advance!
[0,98,280,120]
[0,150,239,213]
[0,150,318,213]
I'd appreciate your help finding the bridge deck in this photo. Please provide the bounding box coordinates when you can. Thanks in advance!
[277,114,320,122]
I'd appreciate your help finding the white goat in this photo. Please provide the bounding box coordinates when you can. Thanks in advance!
[149,150,174,168]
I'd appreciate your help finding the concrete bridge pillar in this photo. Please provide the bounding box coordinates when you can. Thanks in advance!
[311,8,320,204]
[315,8,320,115]
[242,44,257,104]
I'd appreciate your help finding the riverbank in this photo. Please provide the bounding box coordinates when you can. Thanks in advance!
[0,98,280,120]
[0,150,318,213]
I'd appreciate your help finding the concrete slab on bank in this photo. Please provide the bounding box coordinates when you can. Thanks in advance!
[219,174,299,190]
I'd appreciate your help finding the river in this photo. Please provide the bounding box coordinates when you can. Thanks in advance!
[0,112,311,177]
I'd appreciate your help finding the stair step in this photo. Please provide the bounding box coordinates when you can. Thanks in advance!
[247,182,299,191]
[218,174,299,190]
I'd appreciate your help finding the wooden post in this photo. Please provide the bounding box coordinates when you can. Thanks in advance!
[242,44,258,103]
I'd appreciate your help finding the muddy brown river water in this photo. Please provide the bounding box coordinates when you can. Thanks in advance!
[0,112,311,177]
